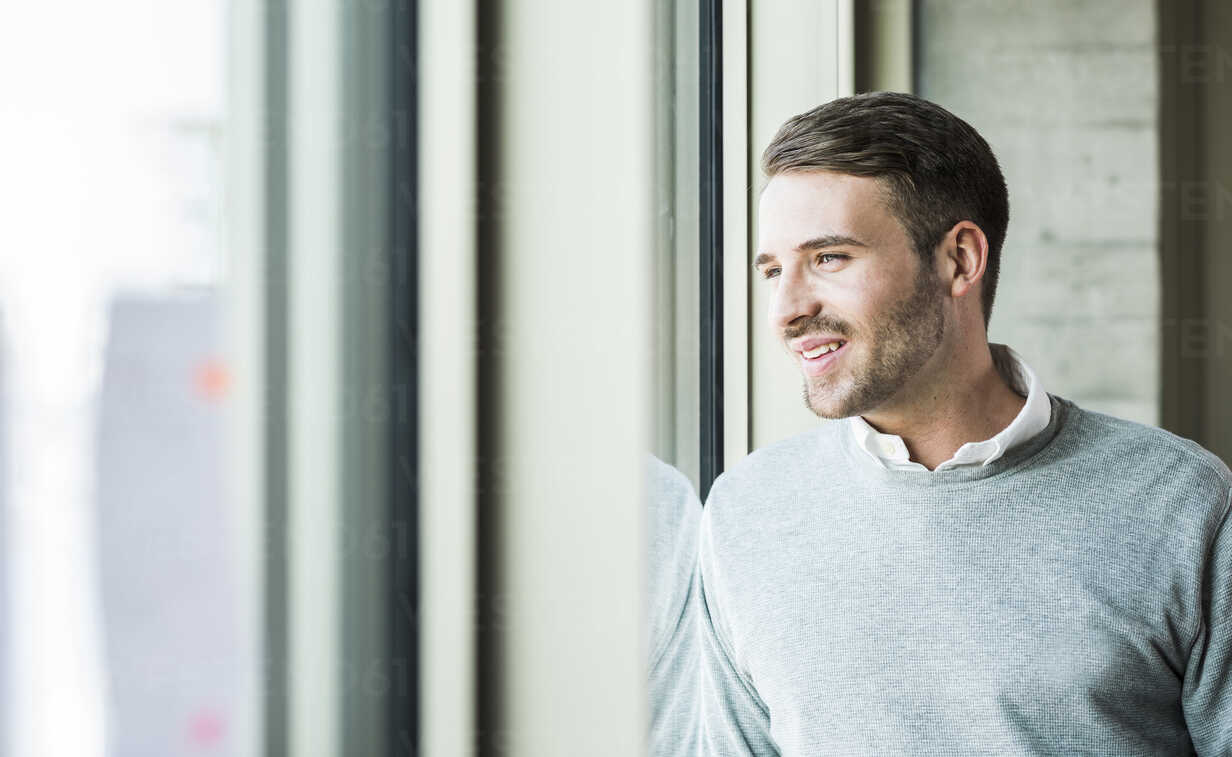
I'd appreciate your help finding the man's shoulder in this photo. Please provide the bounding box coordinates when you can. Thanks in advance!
[1060,397,1232,495]
[725,421,843,481]
[645,453,700,509]
[644,452,702,550]
[703,421,845,522]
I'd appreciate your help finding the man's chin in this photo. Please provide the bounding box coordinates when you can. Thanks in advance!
[809,406,854,421]
[802,385,856,420]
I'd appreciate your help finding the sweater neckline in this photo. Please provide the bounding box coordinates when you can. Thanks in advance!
[836,392,1074,488]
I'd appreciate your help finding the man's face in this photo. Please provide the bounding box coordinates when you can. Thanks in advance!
[755,170,948,420]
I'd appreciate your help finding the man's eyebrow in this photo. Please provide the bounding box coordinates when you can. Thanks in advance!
[752,235,868,269]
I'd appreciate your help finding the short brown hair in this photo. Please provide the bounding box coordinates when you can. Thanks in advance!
[761,91,1009,330]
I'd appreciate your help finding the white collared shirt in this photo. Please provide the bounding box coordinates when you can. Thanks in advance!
[845,343,1051,472]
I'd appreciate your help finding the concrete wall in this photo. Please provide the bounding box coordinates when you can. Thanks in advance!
[919,0,1160,425]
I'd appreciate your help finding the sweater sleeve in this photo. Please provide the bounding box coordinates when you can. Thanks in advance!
[645,454,703,757]
[696,496,779,756]
[1182,484,1232,754]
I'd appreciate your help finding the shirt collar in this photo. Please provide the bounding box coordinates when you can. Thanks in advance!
[844,343,1051,471]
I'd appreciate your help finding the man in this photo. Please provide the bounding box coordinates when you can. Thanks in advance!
[696,92,1232,755]
[646,453,701,756]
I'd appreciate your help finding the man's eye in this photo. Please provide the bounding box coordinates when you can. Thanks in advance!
[760,254,846,279]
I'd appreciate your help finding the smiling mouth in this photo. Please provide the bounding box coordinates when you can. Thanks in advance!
[799,339,847,376]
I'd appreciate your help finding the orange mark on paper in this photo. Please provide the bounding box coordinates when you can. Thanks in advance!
[194,359,231,401]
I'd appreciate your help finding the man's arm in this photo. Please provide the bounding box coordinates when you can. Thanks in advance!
[696,492,778,756]
[645,454,703,757]
[1182,484,1232,754]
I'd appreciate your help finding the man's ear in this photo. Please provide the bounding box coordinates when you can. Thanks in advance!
[943,221,989,300]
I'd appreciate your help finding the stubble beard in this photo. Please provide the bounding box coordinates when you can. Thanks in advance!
[802,264,947,420]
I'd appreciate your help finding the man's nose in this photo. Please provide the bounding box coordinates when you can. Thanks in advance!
[769,268,820,331]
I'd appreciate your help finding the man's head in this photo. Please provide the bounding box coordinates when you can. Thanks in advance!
[754,92,1009,420]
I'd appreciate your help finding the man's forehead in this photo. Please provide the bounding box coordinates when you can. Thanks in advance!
[757,171,894,254]
[761,170,891,213]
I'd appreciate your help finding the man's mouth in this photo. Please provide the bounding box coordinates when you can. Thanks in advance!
[799,339,847,376]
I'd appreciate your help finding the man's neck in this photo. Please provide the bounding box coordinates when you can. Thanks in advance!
[859,344,1027,471]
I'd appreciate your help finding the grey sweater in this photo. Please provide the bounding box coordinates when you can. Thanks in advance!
[697,393,1232,755]
[647,453,702,756]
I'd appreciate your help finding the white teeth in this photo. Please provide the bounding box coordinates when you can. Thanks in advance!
[802,341,843,359]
